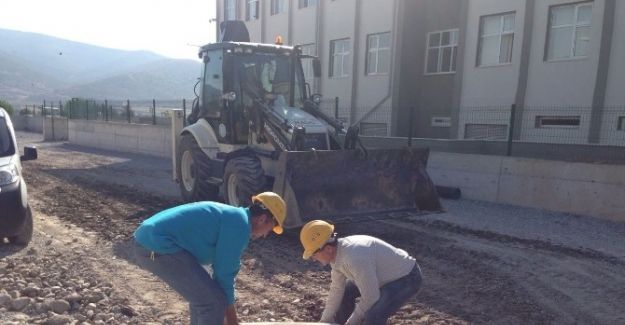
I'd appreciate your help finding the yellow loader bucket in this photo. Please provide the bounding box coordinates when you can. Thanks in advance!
[272,147,442,228]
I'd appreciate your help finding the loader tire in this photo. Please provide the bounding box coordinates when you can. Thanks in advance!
[177,135,219,202]
[223,156,265,207]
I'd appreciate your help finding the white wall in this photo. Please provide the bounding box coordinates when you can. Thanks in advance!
[460,0,526,107]
[600,0,625,145]
[321,0,356,115]
[263,1,289,44]
[458,0,527,139]
[521,0,605,144]
[69,120,172,158]
[355,0,395,124]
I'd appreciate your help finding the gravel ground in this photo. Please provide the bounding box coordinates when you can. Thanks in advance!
[434,199,625,260]
[2,131,624,325]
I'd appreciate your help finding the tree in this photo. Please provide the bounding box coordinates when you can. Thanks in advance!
[0,99,15,115]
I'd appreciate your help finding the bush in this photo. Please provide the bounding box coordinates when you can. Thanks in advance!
[0,99,15,115]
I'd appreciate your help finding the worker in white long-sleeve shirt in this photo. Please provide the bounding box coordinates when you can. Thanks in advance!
[299,220,423,325]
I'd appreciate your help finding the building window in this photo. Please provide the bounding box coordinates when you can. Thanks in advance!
[300,44,316,81]
[478,13,515,66]
[431,117,451,127]
[271,0,286,15]
[299,0,318,9]
[464,124,508,140]
[330,39,350,78]
[246,0,259,21]
[425,29,459,74]
[366,32,391,75]
[546,2,592,60]
[360,122,388,136]
[225,0,237,20]
[535,116,581,128]
[617,116,625,130]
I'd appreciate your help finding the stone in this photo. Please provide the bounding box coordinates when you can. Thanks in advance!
[50,299,71,314]
[11,296,31,311]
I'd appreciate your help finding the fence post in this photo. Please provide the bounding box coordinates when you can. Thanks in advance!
[507,104,516,156]
[86,101,89,120]
[182,99,187,126]
[42,100,46,117]
[408,106,414,147]
[126,99,131,123]
[51,102,55,140]
[103,100,108,122]
[334,97,339,119]
[59,101,63,117]
[152,99,157,125]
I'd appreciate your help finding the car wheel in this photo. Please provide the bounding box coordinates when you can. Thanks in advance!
[8,207,33,245]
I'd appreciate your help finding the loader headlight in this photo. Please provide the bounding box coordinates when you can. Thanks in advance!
[0,163,19,186]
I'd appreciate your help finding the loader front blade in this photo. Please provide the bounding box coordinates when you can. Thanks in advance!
[272,147,442,228]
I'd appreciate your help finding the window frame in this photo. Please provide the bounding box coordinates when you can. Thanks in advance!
[545,1,593,61]
[246,0,260,21]
[366,32,392,76]
[329,38,351,78]
[271,0,286,15]
[477,12,516,67]
[535,115,581,129]
[424,28,459,75]
[299,0,318,9]
[617,116,625,131]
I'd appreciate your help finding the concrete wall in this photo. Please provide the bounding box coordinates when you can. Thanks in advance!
[429,151,625,222]
[43,116,68,141]
[11,115,43,133]
[68,120,172,158]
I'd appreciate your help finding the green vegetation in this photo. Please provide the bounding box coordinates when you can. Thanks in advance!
[0,99,14,115]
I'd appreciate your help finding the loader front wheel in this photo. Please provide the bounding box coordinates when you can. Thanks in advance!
[223,156,265,207]
[178,135,219,202]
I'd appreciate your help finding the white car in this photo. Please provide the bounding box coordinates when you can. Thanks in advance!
[0,107,37,244]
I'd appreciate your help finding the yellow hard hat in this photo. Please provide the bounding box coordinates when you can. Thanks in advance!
[300,220,334,260]
[252,192,286,234]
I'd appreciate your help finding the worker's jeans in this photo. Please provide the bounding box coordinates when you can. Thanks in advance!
[133,243,227,325]
[335,263,423,325]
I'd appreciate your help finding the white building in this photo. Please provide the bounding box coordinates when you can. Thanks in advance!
[215,0,625,145]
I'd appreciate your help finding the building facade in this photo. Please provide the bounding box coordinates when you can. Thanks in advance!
[215,0,625,145]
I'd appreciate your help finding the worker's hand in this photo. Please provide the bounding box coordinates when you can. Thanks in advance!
[224,304,239,325]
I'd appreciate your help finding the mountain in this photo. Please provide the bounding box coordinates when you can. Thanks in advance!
[0,28,202,105]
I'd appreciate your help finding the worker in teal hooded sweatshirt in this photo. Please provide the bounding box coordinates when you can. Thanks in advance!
[133,192,286,325]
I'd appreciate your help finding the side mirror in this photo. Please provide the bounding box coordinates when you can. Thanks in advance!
[203,53,210,64]
[313,58,321,78]
[221,91,237,102]
[21,146,37,161]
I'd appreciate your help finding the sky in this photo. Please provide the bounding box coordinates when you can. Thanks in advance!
[0,0,217,60]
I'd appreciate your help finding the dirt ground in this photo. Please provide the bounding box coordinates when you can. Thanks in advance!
[1,132,625,324]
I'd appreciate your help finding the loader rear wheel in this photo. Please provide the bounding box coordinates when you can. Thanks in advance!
[178,135,219,202]
[223,156,265,207]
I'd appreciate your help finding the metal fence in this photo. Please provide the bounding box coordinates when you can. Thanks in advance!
[19,98,625,163]
[18,99,193,126]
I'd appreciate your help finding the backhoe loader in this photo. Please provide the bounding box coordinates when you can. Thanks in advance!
[173,21,441,228]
